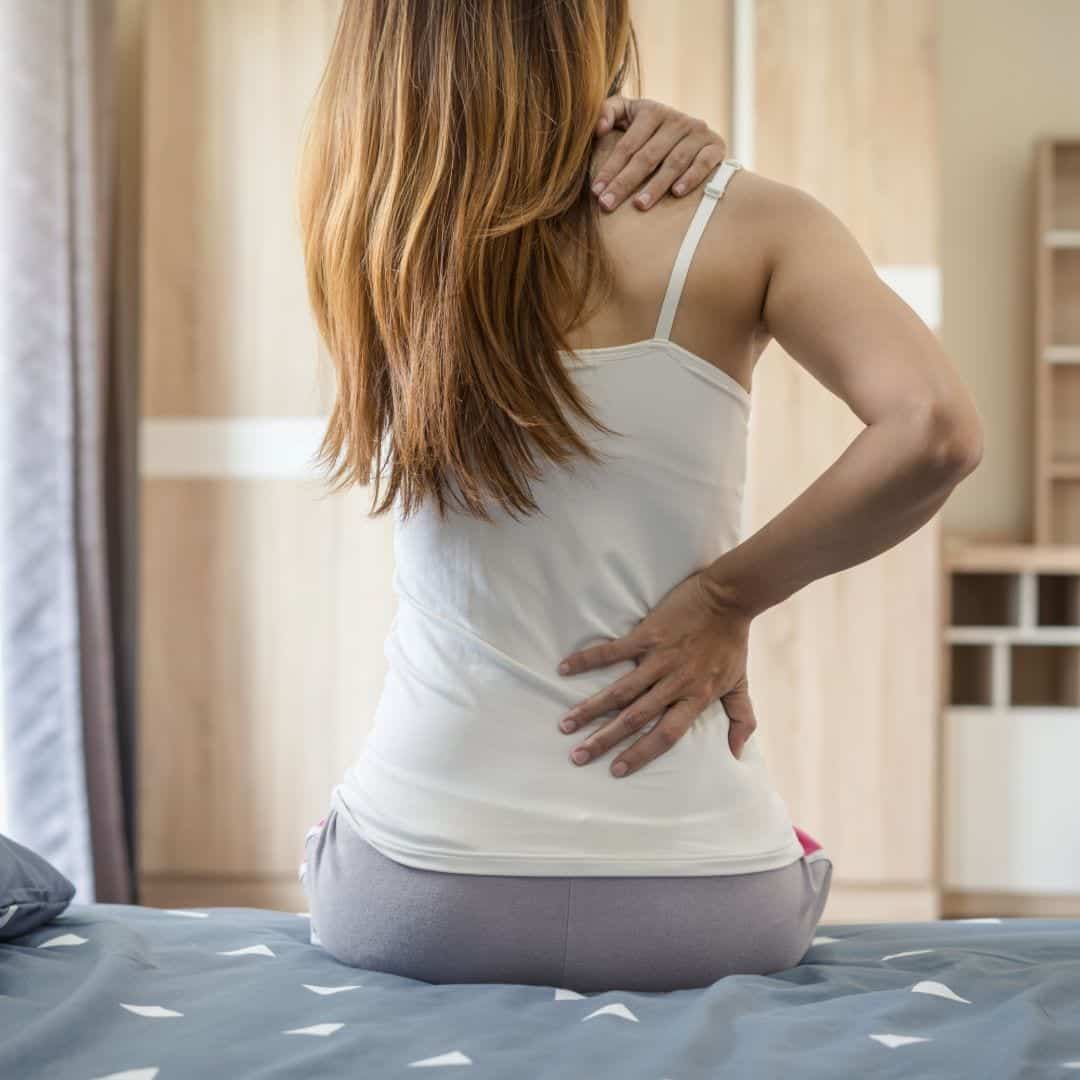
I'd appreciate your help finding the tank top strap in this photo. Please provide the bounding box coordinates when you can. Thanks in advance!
[653,159,743,342]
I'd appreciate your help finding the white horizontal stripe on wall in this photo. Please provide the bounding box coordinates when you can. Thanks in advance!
[877,265,941,331]
[139,264,939,479]
[140,418,328,478]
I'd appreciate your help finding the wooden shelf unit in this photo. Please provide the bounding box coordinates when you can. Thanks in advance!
[940,538,1080,916]
[1035,139,1080,544]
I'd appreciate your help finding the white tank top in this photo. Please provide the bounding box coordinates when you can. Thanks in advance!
[331,160,804,876]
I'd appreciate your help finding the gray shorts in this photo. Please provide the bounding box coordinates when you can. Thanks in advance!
[300,807,832,994]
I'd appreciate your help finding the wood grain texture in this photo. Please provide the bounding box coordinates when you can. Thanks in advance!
[138,472,396,896]
[141,0,341,418]
[825,884,939,924]
[630,0,732,132]
[747,0,942,906]
[140,873,307,912]
[754,0,939,263]
[942,890,1080,919]
[1035,141,1054,542]
[138,0,948,917]
[944,536,1080,573]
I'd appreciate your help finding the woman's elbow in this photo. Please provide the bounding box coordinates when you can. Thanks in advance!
[911,398,984,480]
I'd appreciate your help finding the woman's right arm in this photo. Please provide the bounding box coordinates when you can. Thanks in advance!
[699,176,984,620]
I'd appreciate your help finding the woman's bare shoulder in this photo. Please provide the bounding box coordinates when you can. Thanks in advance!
[715,168,870,273]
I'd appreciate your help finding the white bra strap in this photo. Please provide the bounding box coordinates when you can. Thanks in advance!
[653,159,743,342]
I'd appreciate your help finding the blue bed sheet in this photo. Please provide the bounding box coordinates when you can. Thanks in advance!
[2,903,1079,1079]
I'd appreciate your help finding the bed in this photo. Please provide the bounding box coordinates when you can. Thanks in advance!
[2,903,1079,1078]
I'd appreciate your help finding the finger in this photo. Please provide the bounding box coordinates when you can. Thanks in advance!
[596,94,630,136]
[670,142,728,198]
[558,655,666,732]
[629,136,702,210]
[557,631,647,677]
[597,115,687,210]
[590,105,668,203]
[568,673,683,764]
[723,685,757,759]
[608,697,701,777]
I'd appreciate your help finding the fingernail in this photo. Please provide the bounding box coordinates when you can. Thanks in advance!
[559,718,577,733]
[635,192,651,209]
[673,182,685,195]
[557,660,571,674]
[591,180,606,195]
[600,192,615,209]
[611,761,628,778]
[571,748,590,765]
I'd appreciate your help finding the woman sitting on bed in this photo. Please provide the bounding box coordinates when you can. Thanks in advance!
[296,0,982,993]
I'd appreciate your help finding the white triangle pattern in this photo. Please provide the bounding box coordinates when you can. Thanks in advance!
[38,933,88,948]
[582,1003,638,1023]
[881,949,936,962]
[870,1034,931,1049]
[283,1023,344,1037]
[911,980,971,1004]
[0,904,18,930]
[408,1050,473,1067]
[91,1069,161,1080]
[120,1004,184,1019]
[54,909,1026,1071]
[217,944,276,957]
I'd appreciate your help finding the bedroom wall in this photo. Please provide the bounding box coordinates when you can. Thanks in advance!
[134,0,744,911]
[940,0,1080,540]
[745,0,942,922]
[132,0,946,920]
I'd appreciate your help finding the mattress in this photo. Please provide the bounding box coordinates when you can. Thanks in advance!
[2,903,1078,1078]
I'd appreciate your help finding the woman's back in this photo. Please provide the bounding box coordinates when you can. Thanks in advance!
[330,156,805,877]
[300,0,979,994]
[564,130,767,389]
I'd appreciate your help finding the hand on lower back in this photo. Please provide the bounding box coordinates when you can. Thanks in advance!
[555,570,757,775]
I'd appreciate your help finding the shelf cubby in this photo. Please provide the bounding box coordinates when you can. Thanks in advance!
[1037,573,1080,626]
[1010,645,1080,707]
[1052,143,1080,231]
[1051,364,1080,463]
[1051,248,1080,349]
[949,643,994,706]
[1050,479,1080,546]
[950,572,1020,627]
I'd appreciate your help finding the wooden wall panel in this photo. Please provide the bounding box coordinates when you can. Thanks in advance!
[747,0,942,910]
[138,0,942,920]
[139,0,363,912]
[138,0,738,911]
[630,0,732,132]
[142,0,342,418]
[140,478,340,877]
[139,472,395,908]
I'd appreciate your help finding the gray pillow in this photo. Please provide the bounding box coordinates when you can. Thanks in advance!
[0,833,76,940]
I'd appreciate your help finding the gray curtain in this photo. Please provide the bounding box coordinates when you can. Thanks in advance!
[0,0,136,904]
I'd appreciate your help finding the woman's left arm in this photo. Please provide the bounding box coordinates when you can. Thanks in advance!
[554,176,983,776]
[591,96,729,211]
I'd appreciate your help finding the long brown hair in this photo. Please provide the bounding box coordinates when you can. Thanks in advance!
[298,0,640,522]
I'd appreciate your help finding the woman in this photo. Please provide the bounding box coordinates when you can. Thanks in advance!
[297,0,983,993]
